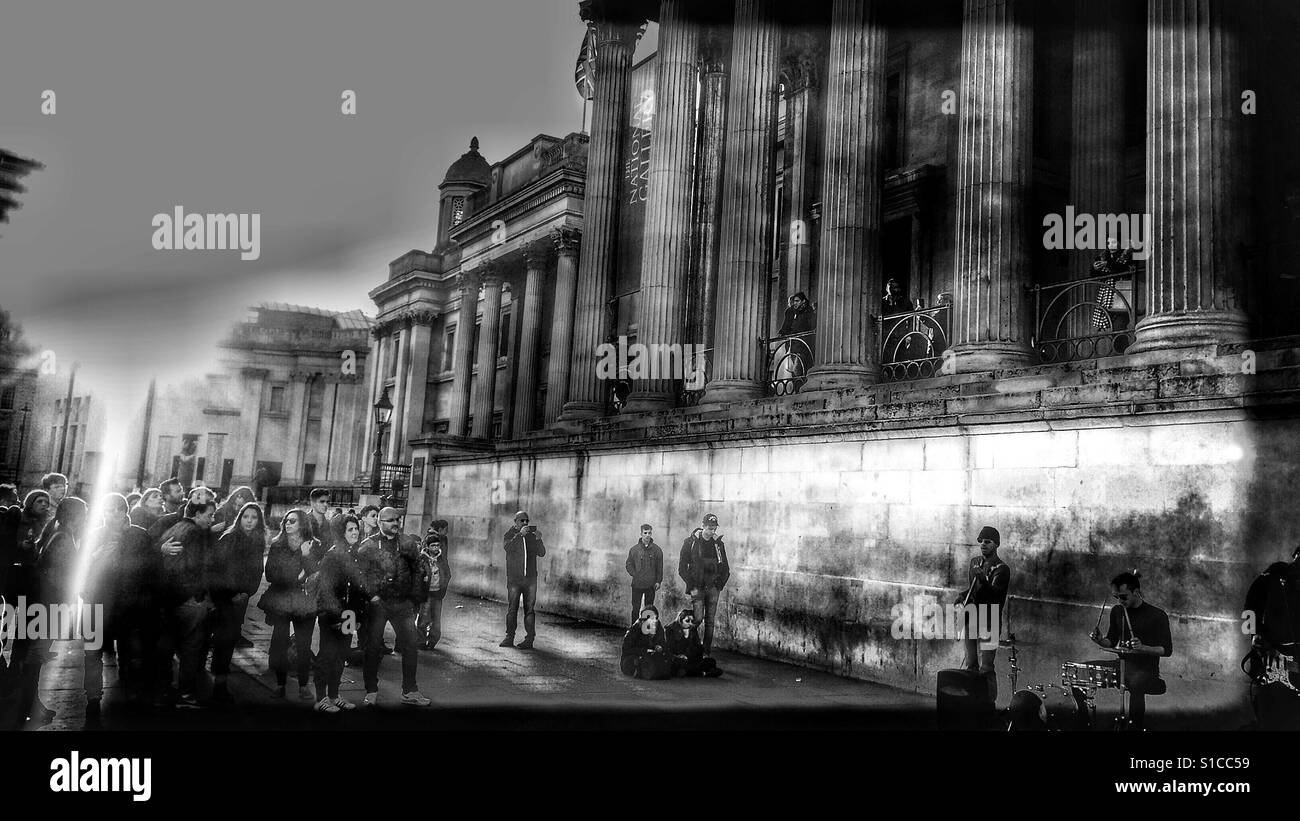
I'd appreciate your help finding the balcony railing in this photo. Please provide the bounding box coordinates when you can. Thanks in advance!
[878,304,951,382]
[1030,266,1138,364]
[765,331,815,396]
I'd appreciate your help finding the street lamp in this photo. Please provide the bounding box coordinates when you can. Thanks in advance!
[370,387,393,495]
[15,401,31,490]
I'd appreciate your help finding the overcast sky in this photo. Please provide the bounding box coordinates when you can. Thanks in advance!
[0,0,657,403]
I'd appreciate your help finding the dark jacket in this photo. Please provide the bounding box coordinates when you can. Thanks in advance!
[621,618,667,662]
[158,517,212,602]
[148,510,185,546]
[129,505,159,531]
[678,534,730,592]
[778,304,816,336]
[260,536,325,619]
[357,532,422,603]
[625,540,663,589]
[207,526,266,600]
[503,526,546,584]
[81,520,154,625]
[418,533,452,597]
[0,505,45,599]
[666,619,705,663]
[317,543,369,626]
[36,529,78,606]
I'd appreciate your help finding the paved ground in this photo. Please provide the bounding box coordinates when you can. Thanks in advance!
[23,591,934,731]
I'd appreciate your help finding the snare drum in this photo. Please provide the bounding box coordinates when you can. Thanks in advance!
[1007,684,1091,731]
[1062,660,1119,690]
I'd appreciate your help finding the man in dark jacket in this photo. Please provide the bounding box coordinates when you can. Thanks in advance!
[148,485,215,546]
[159,478,184,516]
[678,513,730,655]
[624,524,663,624]
[157,499,216,707]
[500,510,546,649]
[666,608,722,677]
[356,507,430,707]
[1,491,55,726]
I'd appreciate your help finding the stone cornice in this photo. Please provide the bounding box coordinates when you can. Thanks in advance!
[451,167,585,244]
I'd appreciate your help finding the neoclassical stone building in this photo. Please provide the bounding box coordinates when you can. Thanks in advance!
[377,0,1300,724]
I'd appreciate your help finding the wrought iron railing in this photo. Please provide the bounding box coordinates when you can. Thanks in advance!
[878,304,951,382]
[1030,266,1138,363]
[765,331,815,396]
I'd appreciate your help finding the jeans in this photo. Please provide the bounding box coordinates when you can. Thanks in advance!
[163,597,214,695]
[314,619,349,700]
[630,587,656,624]
[505,579,537,640]
[962,638,998,704]
[416,592,446,647]
[363,600,418,693]
[209,595,249,678]
[269,614,315,687]
[690,586,721,654]
[82,605,122,702]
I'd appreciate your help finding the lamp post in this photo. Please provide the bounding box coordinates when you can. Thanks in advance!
[15,401,31,490]
[370,387,393,495]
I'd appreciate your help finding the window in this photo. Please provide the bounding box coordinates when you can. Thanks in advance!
[442,328,456,372]
[498,312,511,357]
[450,196,466,227]
[0,385,14,410]
[269,386,287,414]
[388,334,401,377]
[302,463,316,486]
[307,378,325,419]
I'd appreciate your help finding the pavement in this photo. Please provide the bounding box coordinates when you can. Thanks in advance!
[21,590,934,731]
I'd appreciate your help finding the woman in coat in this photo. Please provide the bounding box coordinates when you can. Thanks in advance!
[313,514,369,713]
[207,501,268,703]
[258,508,324,700]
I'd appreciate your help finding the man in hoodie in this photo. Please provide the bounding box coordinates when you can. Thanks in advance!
[678,513,731,655]
[500,510,546,649]
[157,499,216,707]
[356,507,431,707]
[666,608,722,677]
[624,523,663,625]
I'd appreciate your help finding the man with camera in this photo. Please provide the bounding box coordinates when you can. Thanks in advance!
[679,513,730,656]
[416,519,451,650]
[500,510,546,649]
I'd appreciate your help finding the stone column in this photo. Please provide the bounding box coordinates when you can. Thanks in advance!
[361,325,386,465]
[804,0,887,391]
[316,379,339,476]
[545,227,581,424]
[562,2,646,420]
[285,373,311,481]
[385,322,410,463]
[471,266,504,439]
[951,0,1035,371]
[625,0,700,412]
[236,367,267,483]
[1129,0,1250,354]
[689,29,730,361]
[400,312,434,444]
[702,0,781,404]
[780,30,821,309]
[447,273,478,437]
[512,245,547,435]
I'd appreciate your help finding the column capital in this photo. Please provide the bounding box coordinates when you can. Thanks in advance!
[552,226,582,257]
[524,242,549,272]
[780,29,822,93]
[700,28,731,75]
[409,309,438,326]
[476,262,504,288]
[580,0,651,48]
[454,269,480,295]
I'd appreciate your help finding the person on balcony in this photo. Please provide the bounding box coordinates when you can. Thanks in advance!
[881,279,915,316]
[778,292,816,336]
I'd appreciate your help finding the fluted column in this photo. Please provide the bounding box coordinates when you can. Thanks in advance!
[511,246,547,436]
[400,312,434,442]
[1129,0,1250,354]
[471,266,504,439]
[285,373,311,480]
[447,272,478,436]
[804,0,886,391]
[952,0,1035,371]
[385,323,410,462]
[545,228,581,424]
[688,29,730,360]
[701,0,781,403]
[626,0,700,411]
[780,31,821,309]
[562,2,646,420]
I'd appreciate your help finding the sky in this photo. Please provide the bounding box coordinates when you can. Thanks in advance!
[0,0,658,408]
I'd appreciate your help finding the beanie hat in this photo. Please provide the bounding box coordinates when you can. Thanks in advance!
[977,526,1000,545]
[703,513,719,526]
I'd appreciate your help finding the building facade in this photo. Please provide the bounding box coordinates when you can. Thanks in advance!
[375,0,1300,724]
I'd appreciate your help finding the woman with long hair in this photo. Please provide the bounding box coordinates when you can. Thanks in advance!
[313,514,369,713]
[213,486,257,535]
[129,487,164,530]
[258,508,324,700]
[207,500,268,704]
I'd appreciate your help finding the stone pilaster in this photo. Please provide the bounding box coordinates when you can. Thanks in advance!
[780,29,821,312]
[625,0,700,412]
[562,2,647,419]
[236,367,268,484]
[385,322,410,463]
[545,227,581,424]
[804,0,886,391]
[951,0,1035,371]
[285,373,311,480]
[702,0,781,404]
[400,311,435,443]
[447,272,478,436]
[512,246,547,436]
[1129,0,1250,354]
[688,28,730,359]
[471,266,504,439]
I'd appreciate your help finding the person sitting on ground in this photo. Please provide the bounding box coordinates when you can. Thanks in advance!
[620,605,670,680]
[666,607,723,678]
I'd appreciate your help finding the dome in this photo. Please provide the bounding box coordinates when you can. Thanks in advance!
[441,136,492,188]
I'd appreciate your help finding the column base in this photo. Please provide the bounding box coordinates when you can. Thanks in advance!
[950,342,1036,373]
[623,389,677,414]
[1126,310,1249,358]
[802,364,878,393]
[558,400,604,421]
[701,379,764,404]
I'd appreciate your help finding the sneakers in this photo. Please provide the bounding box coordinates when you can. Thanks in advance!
[362,692,378,707]
[498,636,515,648]
[332,697,356,711]
[400,691,431,707]
[314,697,341,714]
[517,637,534,650]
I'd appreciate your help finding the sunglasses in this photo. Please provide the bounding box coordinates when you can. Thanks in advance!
[380,518,399,524]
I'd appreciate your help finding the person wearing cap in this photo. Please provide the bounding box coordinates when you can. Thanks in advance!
[955,525,1010,704]
[619,605,670,680]
[356,507,431,707]
[624,524,663,625]
[679,513,731,655]
[500,511,546,649]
